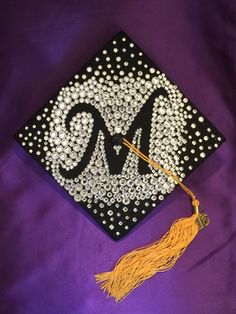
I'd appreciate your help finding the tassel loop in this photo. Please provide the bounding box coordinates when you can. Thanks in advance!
[192,198,200,208]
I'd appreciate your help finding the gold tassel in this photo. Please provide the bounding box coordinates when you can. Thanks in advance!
[95,138,210,302]
[95,211,209,302]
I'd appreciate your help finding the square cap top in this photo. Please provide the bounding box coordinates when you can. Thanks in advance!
[15,32,225,240]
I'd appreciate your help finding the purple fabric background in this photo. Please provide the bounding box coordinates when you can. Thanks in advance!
[1,1,236,313]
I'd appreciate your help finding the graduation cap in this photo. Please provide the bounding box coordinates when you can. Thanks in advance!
[15,31,225,302]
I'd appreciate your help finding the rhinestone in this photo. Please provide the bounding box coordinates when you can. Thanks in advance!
[65,97,71,104]
[158,107,165,115]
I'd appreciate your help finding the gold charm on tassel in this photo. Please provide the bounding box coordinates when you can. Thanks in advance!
[95,138,210,302]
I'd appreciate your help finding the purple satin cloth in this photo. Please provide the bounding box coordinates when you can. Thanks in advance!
[1,1,236,313]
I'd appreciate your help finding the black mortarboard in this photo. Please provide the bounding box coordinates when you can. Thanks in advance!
[15,32,225,301]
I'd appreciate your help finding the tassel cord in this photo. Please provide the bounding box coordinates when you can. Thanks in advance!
[122,138,199,208]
